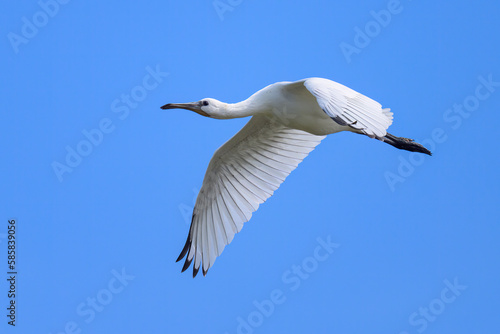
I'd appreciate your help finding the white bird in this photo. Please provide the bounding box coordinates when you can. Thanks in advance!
[162,77,430,277]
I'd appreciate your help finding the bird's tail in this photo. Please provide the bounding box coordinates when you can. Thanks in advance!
[382,133,432,156]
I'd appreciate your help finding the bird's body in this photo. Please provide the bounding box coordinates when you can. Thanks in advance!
[162,77,431,277]
[239,80,347,135]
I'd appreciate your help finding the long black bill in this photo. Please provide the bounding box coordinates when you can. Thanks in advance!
[161,103,198,110]
[160,102,209,117]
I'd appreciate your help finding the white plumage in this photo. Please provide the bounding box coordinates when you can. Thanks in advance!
[161,77,430,277]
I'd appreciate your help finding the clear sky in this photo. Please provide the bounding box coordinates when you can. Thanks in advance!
[2,1,500,333]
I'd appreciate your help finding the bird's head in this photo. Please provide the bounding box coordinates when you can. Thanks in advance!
[161,98,227,119]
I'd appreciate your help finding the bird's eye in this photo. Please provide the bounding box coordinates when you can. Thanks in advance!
[202,101,209,106]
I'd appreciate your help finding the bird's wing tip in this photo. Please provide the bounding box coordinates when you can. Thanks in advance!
[181,257,192,272]
[193,266,200,278]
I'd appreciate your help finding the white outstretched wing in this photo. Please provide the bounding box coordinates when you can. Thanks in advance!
[177,115,325,277]
[302,78,393,138]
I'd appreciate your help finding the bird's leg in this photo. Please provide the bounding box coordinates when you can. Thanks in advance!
[381,133,432,156]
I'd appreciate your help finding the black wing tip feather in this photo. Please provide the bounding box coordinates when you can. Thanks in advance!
[193,265,200,278]
[177,214,198,276]
[176,235,191,263]
[181,256,192,272]
[176,215,209,278]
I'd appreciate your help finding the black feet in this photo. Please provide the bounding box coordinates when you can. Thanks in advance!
[383,133,432,156]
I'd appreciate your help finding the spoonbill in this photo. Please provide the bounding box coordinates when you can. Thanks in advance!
[162,78,431,277]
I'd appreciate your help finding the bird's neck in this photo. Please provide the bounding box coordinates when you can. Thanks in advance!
[224,102,254,118]
[224,93,270,119]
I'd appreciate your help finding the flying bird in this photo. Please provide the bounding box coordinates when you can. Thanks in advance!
[162,78,431,277]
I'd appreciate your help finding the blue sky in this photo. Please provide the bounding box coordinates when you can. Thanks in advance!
[1,1,500,333]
